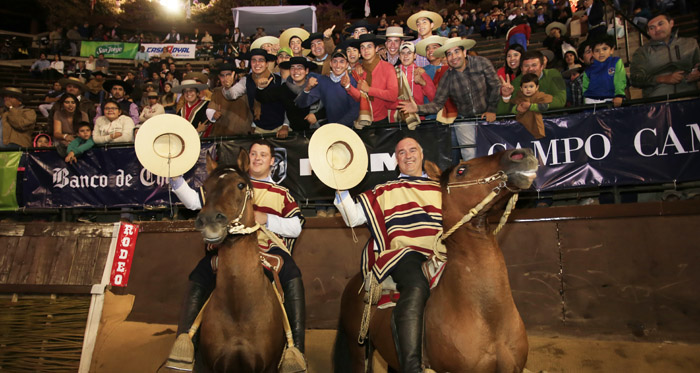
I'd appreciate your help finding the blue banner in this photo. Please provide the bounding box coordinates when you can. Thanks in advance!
[23,144,214,208]
[476,98,700,190]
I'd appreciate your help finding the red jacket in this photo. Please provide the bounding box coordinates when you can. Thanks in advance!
[347,59,399,122]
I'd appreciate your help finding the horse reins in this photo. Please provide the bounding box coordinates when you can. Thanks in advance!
[440,170,519,242]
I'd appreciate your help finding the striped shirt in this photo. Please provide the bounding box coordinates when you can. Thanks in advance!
[418,55,501,116]
[252,179,304,253]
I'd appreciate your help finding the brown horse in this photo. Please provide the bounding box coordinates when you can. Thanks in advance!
[195,150,285,372]
[334,148,538,372]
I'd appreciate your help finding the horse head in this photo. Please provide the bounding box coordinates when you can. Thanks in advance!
[194,150,255,244]
[439,149,538,235]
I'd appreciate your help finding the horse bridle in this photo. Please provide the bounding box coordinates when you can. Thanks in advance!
[441,170,519,240]
[216,168,260,236]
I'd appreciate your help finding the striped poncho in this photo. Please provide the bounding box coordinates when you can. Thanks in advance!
[358,177,442,281]
[252,179,304,253]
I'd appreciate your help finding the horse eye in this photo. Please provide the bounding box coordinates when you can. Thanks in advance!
[237,183,245,190]
[456,166,467,176]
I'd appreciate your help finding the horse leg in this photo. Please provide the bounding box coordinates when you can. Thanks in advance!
[334,273,367,373]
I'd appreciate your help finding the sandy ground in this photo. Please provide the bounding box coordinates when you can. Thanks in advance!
[90,291,700,373]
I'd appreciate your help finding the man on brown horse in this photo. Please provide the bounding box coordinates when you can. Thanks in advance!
[169,139,307,357]
[335,137,442,372]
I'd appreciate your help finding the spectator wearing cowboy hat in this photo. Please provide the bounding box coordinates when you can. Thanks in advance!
[346,34,399,126]
[416,35,448,79]
[57,76,97,124]
[173,79,217,137]
[399,37,500,161]
[296,48,359,128]
[256,57,326,131]
[279,27,310,58]
[85,70,108,104]
[139,91,164,124]
[95,79,140,126]
[345,19,376,40]
[139,81,160,109]
[381,26,414,66]
[543,22,574,70]
[408,10,444,67]
[222,49,289,138]
[302,25,338,76]
[207,63,253,136]
[1,87,36,149]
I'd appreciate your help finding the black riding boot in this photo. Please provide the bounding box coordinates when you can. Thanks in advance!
[176,281,211,338]
[390,286,430,373]
[282,277,306,353]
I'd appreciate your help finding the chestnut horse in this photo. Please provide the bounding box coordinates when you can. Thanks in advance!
[195,150,285,372]
[334,148,538,372]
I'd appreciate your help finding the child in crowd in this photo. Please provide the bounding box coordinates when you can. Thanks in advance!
[64,121,95,164]
[582,36,626,107]
[33,133,52,148]
[511,73,553,139]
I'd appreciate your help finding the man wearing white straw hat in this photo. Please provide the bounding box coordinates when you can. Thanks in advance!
[165,138,307,360]
[399,37,501,161]
[173,79,217,137]
[326,134,441,373]
[381,26,415,65]
[408,10,444,67]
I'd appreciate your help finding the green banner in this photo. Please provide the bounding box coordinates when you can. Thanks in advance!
[0,152,21,211]
[80,41,139,59]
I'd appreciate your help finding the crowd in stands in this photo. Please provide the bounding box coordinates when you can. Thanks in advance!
[2,0,698,169]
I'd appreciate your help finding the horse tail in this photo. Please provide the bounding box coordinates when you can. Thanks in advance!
[333,323,353,373]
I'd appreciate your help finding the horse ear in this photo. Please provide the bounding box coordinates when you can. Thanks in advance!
[424,160,442,181]
[237,148,250,173]
[206,152,218,174]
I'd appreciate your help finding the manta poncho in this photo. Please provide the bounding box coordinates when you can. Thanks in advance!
[357,177,442,281]
[252,179,304,253]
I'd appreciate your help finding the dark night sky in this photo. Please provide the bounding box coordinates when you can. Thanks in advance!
[287,0,401,19]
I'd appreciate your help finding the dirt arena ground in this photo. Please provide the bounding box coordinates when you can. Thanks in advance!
[90,291,700,372]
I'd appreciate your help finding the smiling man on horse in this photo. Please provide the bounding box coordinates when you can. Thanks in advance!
[334,136,441,373]
[169,138,307,361]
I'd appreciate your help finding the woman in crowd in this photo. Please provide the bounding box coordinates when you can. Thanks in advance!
[93,99,135,144]
[497,43,525,82]
[85,55,96,71]
[53,93,88,148]
[159,82,177,114]
[48,54,65,80]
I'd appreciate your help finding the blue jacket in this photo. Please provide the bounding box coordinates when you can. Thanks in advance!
[295,72,359,127]
[583,56,626,100]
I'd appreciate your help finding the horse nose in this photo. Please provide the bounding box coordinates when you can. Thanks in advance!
[195,210,229,229]
[508,148,533,162]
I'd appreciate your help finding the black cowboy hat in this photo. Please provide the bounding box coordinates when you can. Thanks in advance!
[330,47,348,60]
[215,63,246,74]
[103,79,133,94]
[91,70,109,78]
[344,19,377,34]
[301,32,326,49]
[278,56,317,71]
[348,34,385,49]
[241,48,276,62]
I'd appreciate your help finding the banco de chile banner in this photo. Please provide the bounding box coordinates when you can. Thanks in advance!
[23,144,214,208]
[476,98,700,191]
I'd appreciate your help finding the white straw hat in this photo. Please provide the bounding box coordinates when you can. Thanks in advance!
[308,124,368,190]
[135,114,201,177]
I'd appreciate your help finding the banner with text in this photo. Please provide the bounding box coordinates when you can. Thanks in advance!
[23,144,214,208]
[142,43,197,59]
[475,99,700,190]
[80,41,139,59]
[110,222,139,287]
[216,123,453,202]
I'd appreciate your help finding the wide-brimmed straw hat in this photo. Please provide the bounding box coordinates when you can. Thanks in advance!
[407,10,444,31]
[251,36,279,50]
[379,26,415,41]
[308,123,368,190]
[280,27,310,49]
[135,114,201,178]
[59,76,88,93]
[545,22,567,36]
[172,79,208,93]
[415,35,447,57]
[0,87,27,101]
[432,37,476,58]
[183,71,209,85]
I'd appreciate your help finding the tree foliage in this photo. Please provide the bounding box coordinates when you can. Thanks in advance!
[315,1,348,30]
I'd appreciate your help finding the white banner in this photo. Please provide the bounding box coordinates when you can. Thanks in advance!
[141,43,197,59]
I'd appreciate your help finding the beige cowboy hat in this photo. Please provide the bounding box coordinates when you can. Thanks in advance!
[135,114,201,178]
[183,71,209,85]
[279,27,310,50]
[0,87,27,101]
[172,79,208,93]
[545,21,567,36]
[407,10,444,31]
[415,35,447,57]
[380,26,414,40]
[251,36,279,50]
[308,123,368,190]
[59,76,88,93]
[433,37,477,58]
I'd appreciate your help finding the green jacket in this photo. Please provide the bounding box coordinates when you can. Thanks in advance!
[497,69,567,115]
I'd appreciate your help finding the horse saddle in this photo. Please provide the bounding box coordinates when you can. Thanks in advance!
[363,255,447,310]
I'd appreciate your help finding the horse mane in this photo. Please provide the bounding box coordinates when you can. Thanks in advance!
[209,164,252,187]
